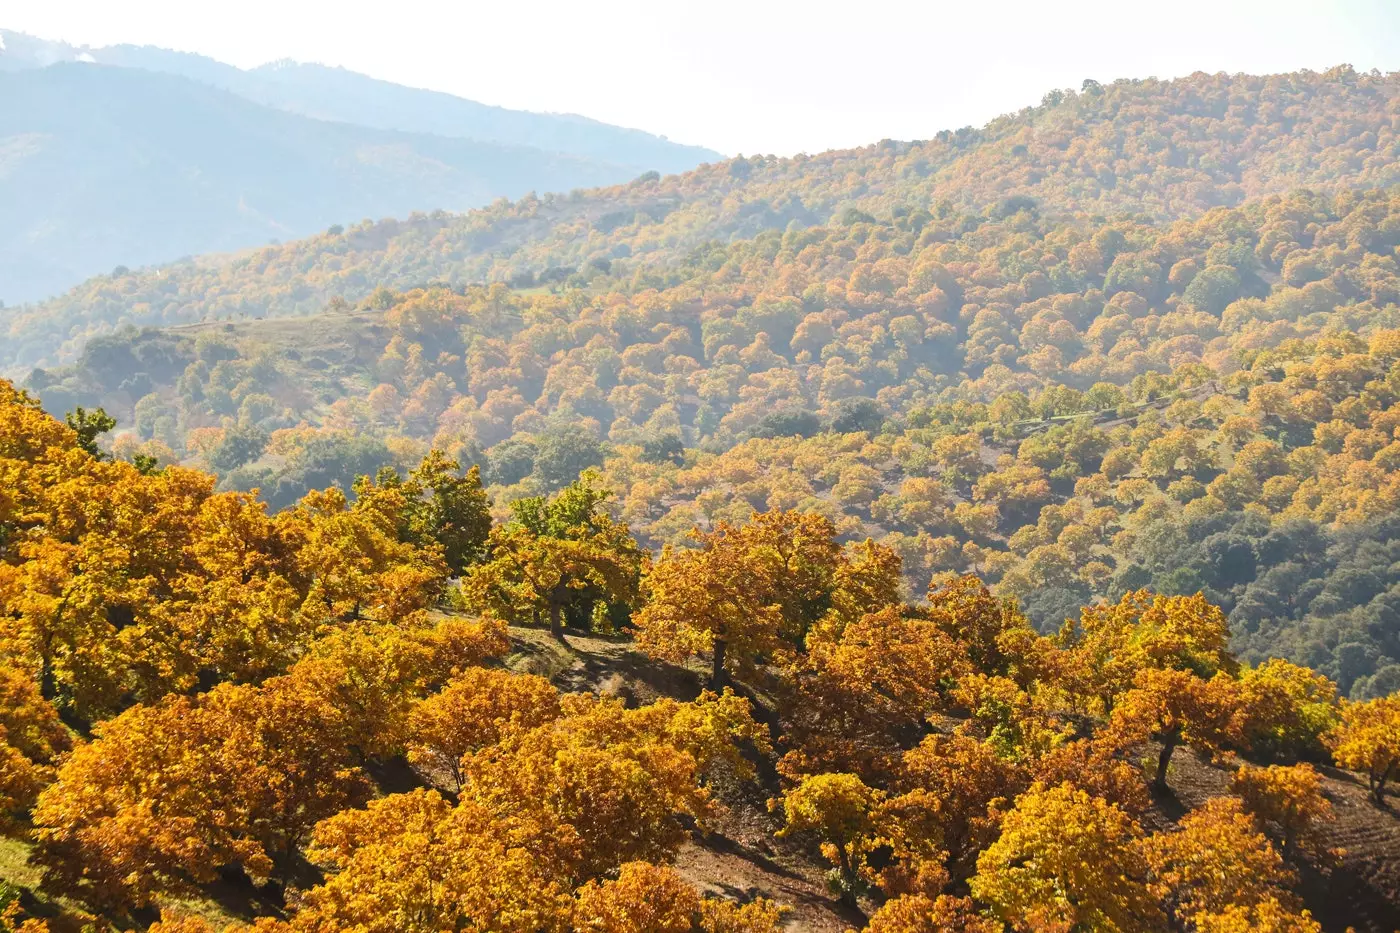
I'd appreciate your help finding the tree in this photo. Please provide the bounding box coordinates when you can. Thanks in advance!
[1228,764,1332,857]
[632,510,870,688]
[879,733,1024,887]
[779,606,969,780]
[1142,797,1315,931]
[31,673,372,911]
[533,425,607,492]
[1107,668,1240,793]
[0,664,69,823]
[1067,590,1236,714]
[459,693,758,883]
[458,475,642,640]
[63,406,115,459]
[969,783,1164,933]
[1235,660,1340,761]
[774,773,882,907]
[1327,694,1400,805]
[573,861,782,933]
[299,789,571,933]
[404,451,493,575]
[864,895,1002,933]
[407,668,560,792]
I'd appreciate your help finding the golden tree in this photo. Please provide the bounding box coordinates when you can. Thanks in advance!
[1141,797,1316,931]
[969,783,1163,933]
[1106,668,1240,793]
[1235,659,1339,761]
[1327,694,1400,805]
[408,668,560,791]
[1065,590,1236,713]
[879,733,1025,887]
[1229,763,1333,857]
[300,788,571,933]
[863,895,1002,933]
[779,606,970,780]
[773,772,882,906]
[0,664,69,822]
[459,475,642,641]
[573,861,782,933]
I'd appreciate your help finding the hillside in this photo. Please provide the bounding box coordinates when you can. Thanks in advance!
[5,65,1396,372]
[0,28,725,307]
[0,29,720,174]
[4,383,1400,933]
[28,170,1400,691]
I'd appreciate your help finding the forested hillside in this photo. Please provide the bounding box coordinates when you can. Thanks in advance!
[33,182,1400,695]
[4,377,1400,933]
[6,63,1400,933]
[7,66,1395,370]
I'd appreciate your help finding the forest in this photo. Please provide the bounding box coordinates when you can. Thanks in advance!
[3,376,1400,932]
[3,63,1400,932]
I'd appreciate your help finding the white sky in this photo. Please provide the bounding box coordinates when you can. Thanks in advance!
[7,0,1399,156]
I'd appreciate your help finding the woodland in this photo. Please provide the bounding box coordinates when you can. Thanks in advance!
[3,64,1400,932]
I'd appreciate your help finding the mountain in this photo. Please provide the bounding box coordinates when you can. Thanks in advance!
[0,30,722,307]
[0,29,720,174]
[7,66,1395,372]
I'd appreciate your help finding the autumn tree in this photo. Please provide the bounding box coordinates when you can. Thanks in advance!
[1327,694,1400,805]
[299,789,571,933]
[407,668,560,791]
[634,509,895,688]
[1107,668,1240,793]
[970,782,1164,933]
[1141,797,1317,932]
[779,606,969,779]
[1065,590,1236,713]
[878,732,1025,888]
[459,474,642,640]
[863,895,1002,933]
[774,772,882,907]
[0,664,69,822]
[1235,660,1340,761]
[1229,764,1333,857]
[573,861,783,933]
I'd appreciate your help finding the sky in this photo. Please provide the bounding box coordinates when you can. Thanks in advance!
[6,0,1400,156]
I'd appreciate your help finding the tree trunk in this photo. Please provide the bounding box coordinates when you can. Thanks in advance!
[549,602,566,642]
[711,638,727,690]
[835,841,859,909]
[1154,734,1179,793]
[1372,764,1394,807]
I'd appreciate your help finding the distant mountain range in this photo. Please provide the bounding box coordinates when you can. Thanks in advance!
[0,29,722,304]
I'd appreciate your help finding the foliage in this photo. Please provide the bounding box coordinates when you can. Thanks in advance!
[1327,694,1400,805]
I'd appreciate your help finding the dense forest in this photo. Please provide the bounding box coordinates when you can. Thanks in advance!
[4,63,1400,932]
[3,376,1400,932]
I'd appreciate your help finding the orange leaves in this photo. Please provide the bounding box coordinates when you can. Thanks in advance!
[408,668,560,791]
[1228,763,1333,857]
[299,789,571,933]
[0,664,68,823]
[969,783,1163,933]
[574,862,783,933]
[1106,668,1241,791]
[1141,797,1317,932]
[1327,694,1400,805]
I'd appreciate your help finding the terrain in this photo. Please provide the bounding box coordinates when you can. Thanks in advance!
[0,29,720,304]
[2,60,1400,933]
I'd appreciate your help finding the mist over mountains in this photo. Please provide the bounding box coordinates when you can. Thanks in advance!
[0,29,722,305]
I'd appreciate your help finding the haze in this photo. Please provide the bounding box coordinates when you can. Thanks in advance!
[9,0,1400,156]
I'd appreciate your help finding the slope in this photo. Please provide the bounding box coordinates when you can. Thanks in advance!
[7,66,1394,372]
[0,62,641,306]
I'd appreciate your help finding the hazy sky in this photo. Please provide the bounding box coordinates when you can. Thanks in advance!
[7,0,1400,156]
